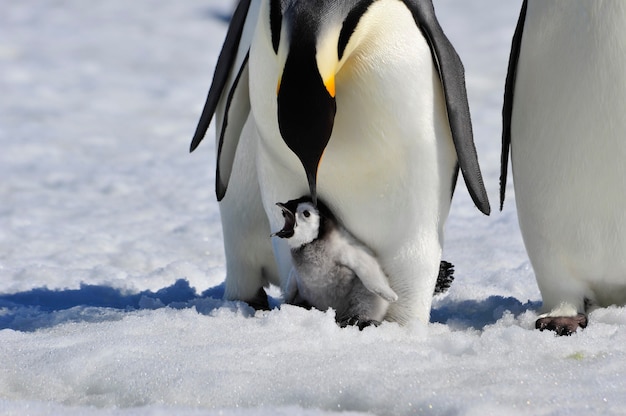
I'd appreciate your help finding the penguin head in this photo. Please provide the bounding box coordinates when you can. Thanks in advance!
[271,0,374,203]
[273,198,321,249]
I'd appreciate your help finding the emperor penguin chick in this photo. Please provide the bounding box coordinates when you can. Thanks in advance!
[273,197,397,329]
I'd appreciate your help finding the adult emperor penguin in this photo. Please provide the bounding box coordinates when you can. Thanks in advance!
[191,0,490,324]
[501,1,626,335]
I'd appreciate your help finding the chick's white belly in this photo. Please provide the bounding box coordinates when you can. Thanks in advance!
[293,247,356,311]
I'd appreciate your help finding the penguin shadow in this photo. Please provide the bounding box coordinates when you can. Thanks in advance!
[430,296,541,330]
[1,279,539,332]
[0,279,251,332]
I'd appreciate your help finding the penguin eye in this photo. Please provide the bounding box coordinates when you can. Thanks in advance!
[303,210,310,218]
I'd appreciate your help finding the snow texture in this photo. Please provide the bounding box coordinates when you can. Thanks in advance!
[2,0,626,415]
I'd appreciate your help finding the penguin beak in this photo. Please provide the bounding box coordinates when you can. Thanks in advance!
[271,203,296,239]
[277,42,337,205]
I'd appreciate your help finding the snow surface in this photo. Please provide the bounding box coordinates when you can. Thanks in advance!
[2,0,626,415]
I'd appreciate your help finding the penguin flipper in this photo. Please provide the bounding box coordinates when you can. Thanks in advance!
[338,244,398,303]
[500,0,528,210]
[401,0,490,215]
[214,56,251,200]
[190,0,259,200]
[190,0,252,152]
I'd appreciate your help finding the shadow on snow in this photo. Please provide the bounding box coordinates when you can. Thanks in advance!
[0,280,238,332]
[431,296,540,329]
[0,279,540,332]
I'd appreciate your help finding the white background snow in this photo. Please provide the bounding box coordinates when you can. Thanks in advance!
[2,1,626,415]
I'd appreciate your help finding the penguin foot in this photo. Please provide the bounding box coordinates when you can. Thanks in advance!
[434,261,455,295]
[535,313,588,336]
[338,315,380,331]
[245,287,271,311]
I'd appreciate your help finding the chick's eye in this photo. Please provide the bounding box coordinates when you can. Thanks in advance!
[303,210,310,218]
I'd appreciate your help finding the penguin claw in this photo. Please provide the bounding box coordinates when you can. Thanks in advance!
[535,313,588,336]
[338,315,380,331]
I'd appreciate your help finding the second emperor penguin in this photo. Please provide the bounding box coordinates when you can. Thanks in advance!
[191,0,490,324]
[501,1,626,335]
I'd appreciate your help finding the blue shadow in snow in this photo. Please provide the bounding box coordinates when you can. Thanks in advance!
[0,279,233,332]
[0,279,539,333]
[431,296,541,330]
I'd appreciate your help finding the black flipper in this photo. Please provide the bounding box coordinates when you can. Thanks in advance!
[215,54,250,200]
[190,0,252,153]
[500,0,528,210]
[401,0,490,215]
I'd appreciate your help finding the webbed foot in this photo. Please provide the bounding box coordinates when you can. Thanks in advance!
[338,315,380,330]
[535,313,588,336]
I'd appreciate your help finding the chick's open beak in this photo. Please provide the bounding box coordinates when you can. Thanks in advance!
[271,203,296,239]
